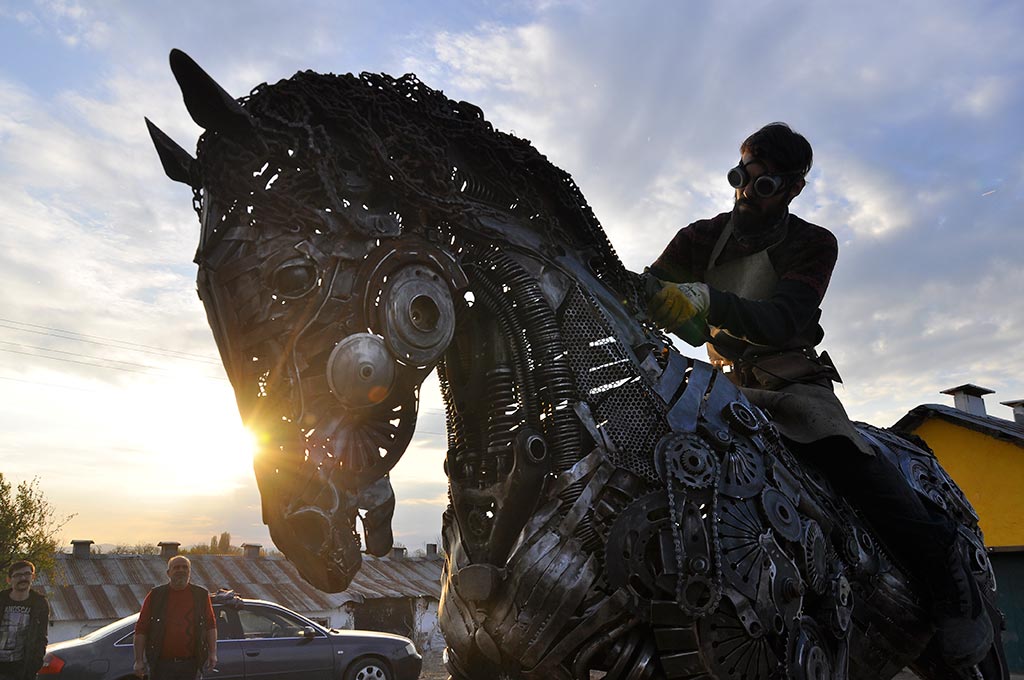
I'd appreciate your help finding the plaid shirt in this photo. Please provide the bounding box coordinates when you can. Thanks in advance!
[651,212,838,350]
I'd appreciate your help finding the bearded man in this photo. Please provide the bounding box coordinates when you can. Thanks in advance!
[646,122,991,668]
[133,555,216,680]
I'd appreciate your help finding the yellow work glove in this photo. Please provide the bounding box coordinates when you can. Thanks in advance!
[647,281,710,347]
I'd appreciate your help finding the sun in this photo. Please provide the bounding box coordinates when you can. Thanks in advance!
[122,370,259,496]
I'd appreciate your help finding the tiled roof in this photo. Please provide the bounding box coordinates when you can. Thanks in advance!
[35,552,444,623]
[892,404,1024,448]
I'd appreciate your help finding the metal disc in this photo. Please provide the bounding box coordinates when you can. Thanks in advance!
[326,332,395,407]
[380,264,455,365]
[761,487,802,543]
[720,439,765,498]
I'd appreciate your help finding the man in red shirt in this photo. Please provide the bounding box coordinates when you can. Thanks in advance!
[133,556,216,680]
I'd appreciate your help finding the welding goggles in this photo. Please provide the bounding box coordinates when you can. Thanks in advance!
[728,159,803,199]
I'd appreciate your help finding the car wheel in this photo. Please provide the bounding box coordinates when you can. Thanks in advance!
[344,657,391,680]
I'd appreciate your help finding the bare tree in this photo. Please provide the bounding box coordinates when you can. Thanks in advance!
[110,543,160,555]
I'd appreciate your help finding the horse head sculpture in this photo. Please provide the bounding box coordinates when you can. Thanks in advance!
[149,50,1008,680]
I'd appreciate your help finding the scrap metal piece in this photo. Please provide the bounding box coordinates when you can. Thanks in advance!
[720,439,766,499]
[761,486,802,543]
[326,333,395,407]
[799,520,830,595]
[654,432,718,490]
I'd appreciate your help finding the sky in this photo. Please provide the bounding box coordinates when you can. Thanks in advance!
[1,0,1022,560]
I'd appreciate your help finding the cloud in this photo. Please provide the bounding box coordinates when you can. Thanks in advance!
[952,76,1014,119]
[806,160,915,239]
[0,63,216,386]
[18,0,112,49]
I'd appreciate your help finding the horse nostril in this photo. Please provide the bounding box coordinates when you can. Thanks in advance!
[285,508,329,555]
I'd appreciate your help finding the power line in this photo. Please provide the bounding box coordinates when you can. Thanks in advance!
[0,317,218,360]
[0,374,100,393]
[0,340,169,372]
[0,347,157,376]
[0,320,457,406]
[0,318,221,365]
[0,348,227,381]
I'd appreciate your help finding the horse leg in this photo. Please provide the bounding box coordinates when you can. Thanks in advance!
[911,596,1010,680]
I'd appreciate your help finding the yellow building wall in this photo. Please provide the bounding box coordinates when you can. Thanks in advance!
[911,419,1024,547]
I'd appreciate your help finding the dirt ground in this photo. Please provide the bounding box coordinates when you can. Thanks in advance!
[416,654,1022,679]
[416,652,921,679]
[418,649,448,680]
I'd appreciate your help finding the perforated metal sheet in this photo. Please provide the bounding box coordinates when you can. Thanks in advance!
[560,285,667,483]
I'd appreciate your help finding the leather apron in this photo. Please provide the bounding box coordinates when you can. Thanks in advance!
[704,218,781,366]
[704,218,872,455]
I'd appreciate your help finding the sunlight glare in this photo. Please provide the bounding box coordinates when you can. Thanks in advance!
[123,374,259,496]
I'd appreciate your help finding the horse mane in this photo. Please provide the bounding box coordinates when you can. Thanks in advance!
[193,70,641,308]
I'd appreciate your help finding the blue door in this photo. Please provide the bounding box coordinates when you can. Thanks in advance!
[212,605,246,679]
[236,604,335,680]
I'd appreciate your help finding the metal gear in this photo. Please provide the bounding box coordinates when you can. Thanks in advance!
[720,439,766,499]
[798,520,829,595]
[788,617,835,680]
[698,597,782,679]
[654,432,718,489]
[724,400,761,434]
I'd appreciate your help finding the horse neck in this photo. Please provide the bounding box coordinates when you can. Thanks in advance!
[438,224,654,472]
[450,212,647,343]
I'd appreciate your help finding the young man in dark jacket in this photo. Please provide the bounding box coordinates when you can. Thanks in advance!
[647,122,992,667]
[0,561,49,680]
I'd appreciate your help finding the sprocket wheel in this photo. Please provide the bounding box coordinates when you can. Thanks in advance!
[788,617,835,680]
[698,597,782,679]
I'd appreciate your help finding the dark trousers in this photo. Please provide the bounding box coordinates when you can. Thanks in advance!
[793,435,957,589]
[152,658,200,680]
[0,659,27,680]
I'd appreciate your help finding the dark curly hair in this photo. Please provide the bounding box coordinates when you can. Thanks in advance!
[741,122,813,176]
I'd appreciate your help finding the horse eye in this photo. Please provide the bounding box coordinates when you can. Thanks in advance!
[273,261,318,298]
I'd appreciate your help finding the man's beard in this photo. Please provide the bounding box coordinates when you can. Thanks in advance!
[732,199,787,249]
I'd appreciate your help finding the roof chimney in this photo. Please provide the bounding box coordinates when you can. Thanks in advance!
[71,540,93,559]
[158,542,180,559]
[241,543,262,559]
[390,546,407,559]
[426,543,438,557]
[1001,399,1024,425]
[940,384,994,416]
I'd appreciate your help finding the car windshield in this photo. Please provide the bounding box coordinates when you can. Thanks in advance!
[81,614,138,641]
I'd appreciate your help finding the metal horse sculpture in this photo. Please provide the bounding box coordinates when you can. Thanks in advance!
[148,50,1008,679]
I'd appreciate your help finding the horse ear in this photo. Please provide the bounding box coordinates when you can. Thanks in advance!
[168,48,253,135]
[145,117,199,188]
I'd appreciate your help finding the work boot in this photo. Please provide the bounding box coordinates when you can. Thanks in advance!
[932,539,993,668]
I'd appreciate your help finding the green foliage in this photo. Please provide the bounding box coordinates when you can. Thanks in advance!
[0,474,74,573]
[183,542,213,555]
[183,531,241,555]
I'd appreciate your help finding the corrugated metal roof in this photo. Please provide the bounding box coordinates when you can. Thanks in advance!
[893,403,1024,448]
[35,552,444,623]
